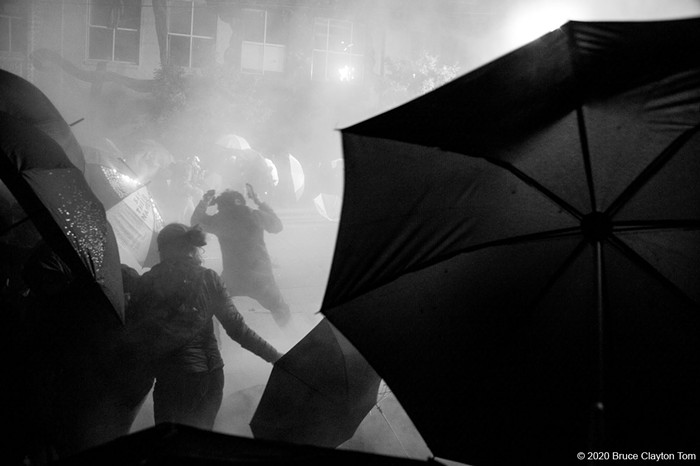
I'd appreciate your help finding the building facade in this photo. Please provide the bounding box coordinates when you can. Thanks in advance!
[1,0,492,171]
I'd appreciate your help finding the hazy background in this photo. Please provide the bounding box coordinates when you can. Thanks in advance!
[6,1,700,464]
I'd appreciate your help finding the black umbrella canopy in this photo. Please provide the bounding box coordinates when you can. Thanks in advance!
[0,69,85,171]
[0,112,124,322]
[322,18,700,465]
[251,318,381,448]
[53,423,439,466]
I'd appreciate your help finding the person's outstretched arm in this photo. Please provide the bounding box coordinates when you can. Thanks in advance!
[210,271,282,363]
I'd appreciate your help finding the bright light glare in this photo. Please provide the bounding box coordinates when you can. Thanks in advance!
[338,65,355,82]
[506,3,584,48]
[116,171,140,189]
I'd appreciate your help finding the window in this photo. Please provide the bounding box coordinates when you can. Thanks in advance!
[312,18,364,82]
[168,1,217,68]
[240,9,286,74]
[0,2,27,54]
[88,0,141,63]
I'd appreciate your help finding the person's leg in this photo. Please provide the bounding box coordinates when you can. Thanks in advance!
[251,280,291,328]
[153,372,202,426]
[222,269,291,328]
[153,370,223,430]
[190,368,224,430]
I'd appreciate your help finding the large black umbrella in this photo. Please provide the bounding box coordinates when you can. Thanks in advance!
[251,318,381,448]
[0,69,85,171]
[321,18,700,465]
[0,112,124,322]
[53,422,439,466]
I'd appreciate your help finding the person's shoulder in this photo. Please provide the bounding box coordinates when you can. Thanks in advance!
[198,267,226,292]
[137,267,156,282]
[189,263,217,280]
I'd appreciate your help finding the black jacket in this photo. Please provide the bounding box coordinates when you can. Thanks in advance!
[132,257,281,375]
[190,200,282,294]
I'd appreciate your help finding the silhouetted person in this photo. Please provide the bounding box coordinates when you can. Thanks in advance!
[130,223,282,429]
[191,184,292,328]
[13,243,147,464]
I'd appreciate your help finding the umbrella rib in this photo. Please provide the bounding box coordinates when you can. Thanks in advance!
[339,348,351,404]
[334,226,584,309]
[524,238,588,311]
[613,219,700,233]
[577,106,598,212]
[374,402,412,458]
[326,325,352,406]
[0,161,88,282]
[484,157,584,220]
[606,123,700,217]
[607,234,700,311]
[564,24,597,213]
[0,214,33,236]
[117,157,140,180]
[411,227,585,279]
[277,366,345,404]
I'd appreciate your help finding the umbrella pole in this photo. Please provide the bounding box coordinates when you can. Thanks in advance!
[590,240,606,452]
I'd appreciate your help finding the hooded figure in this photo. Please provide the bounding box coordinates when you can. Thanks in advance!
[190,184,292,328]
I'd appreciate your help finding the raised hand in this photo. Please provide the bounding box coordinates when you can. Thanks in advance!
[246,183,261,205]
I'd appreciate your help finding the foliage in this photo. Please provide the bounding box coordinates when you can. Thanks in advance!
[147,64,296,159]
[151,66,188,128]
[378,52,462,110]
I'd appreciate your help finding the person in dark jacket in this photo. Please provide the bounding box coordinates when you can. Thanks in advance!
[13,243,151,462]
[190,183,292,328]
[132,223,282,430]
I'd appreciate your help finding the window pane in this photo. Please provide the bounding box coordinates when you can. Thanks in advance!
[311,49,326,80]
[263,44,285,72]
[241,9,265,43]
[350,54,364,80]
[88,27,113,60]
[241,42,263,72]
[118,0,141,30]
[266,9,287,45]
[193,4,217,37]
[328,20,352,53]
[327,51,351,81]
[169,1,191,35]
[0,1,23,16]
[90,0,111,27]
[0,17,10,51]
[313,18,328,50]
[352,23,365,51]
[168,34,190,67]
[191,37,215,68]
[115,29,139,63]
[11,17,27,53]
